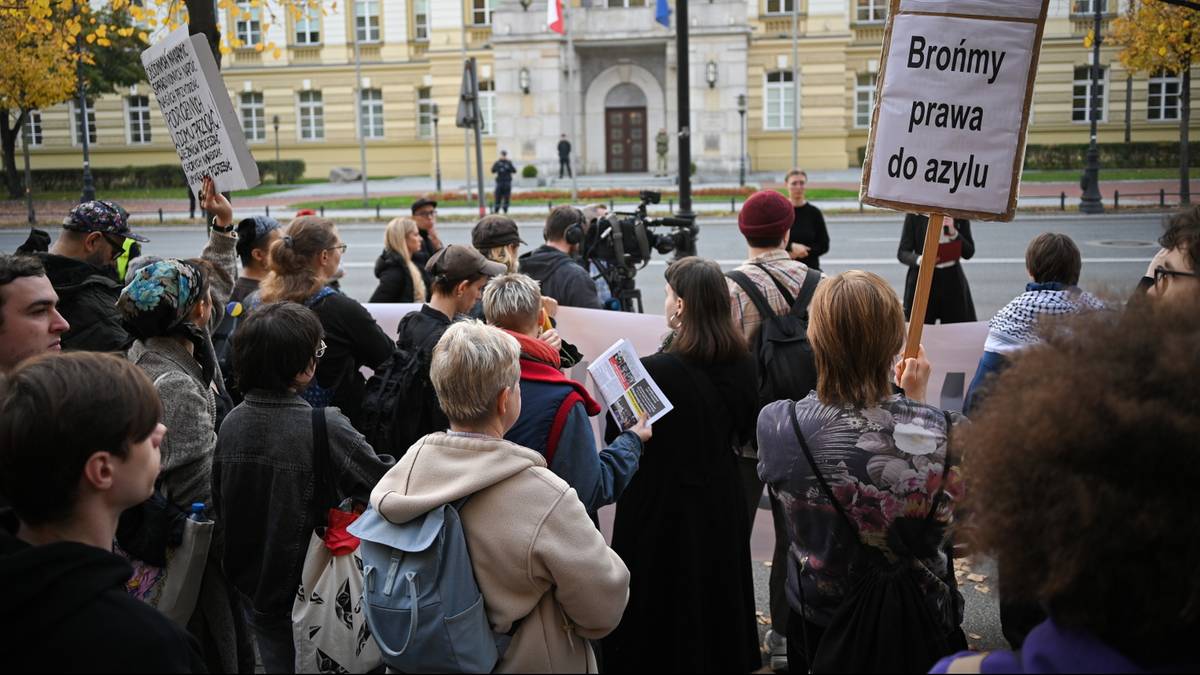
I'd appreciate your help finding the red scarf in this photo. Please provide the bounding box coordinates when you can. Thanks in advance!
[503,328,561,369]
[501,328,601,416]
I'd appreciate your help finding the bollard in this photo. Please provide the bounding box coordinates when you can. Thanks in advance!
[1160,189,1166,207]
[1114,191,1119,211]
[548,200,553,211]
[265,205,270,217]
[1060,192,1066,211]
[158,208,163,224]
[320,205,325,217]
[669,198,674,213]
[609,198,615,212]
[859,201,864,213]
[376,202,381,219]
[730,196,735,212]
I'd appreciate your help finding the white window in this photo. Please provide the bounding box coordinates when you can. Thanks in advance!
[127,95,152,144]
[235,1,262,46]
[22,110,42,147]
[1148,70,1182,122]
[72,99,96,146]
[478,81,494,136]
[355,0,380,43]
[856,0,887,22]
[360,88,384,139]
[295,4,320,45]
[855,73,876,129]
[413,0,430,41]
[1071,0,1108,14]
[240,92,266,142]
[298,90,324,140]
[417,87,433,139]
[1072,65,1108,123]
[472,0,494,26]
[765,0,795,14]
[764,71,796,131]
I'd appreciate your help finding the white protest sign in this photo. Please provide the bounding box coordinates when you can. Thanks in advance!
[141,27,260,198]
[860,0,1049,222]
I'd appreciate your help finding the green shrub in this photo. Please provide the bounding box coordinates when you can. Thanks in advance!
[256,160,307,184]
[522,164,538,178]
[30,160,306,191]
[1022,142,1200,170]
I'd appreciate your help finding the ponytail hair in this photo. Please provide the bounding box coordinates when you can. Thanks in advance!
[260,216,338,303]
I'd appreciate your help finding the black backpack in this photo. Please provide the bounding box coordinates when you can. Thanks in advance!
[727,264,821,409]
[788,408,960,674]
[358,331,442,457]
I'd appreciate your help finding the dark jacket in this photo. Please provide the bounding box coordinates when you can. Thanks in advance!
[36,252,132,353]
[306,289,395,424]
[789,202,831,271]
[898,215,977,324]
[411,231,438,300]
[492,158,517,186]
[369,250,418,303]
[518,245,604,310]
[0,511,205,673]
[602,351,761,673]
[213,393,394,616]
[558,140,572,159]
[394,305,454,441]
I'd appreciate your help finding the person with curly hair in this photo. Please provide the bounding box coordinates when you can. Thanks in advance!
[933,298,1200,674]
[1139,205,1200,304]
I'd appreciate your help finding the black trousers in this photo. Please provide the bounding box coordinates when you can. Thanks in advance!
[559,157,572,178]
[738,455,790,637]
[493,184,511,213]
[785,610,826,674]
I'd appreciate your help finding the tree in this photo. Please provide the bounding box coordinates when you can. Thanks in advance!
[1108,0,1200,204]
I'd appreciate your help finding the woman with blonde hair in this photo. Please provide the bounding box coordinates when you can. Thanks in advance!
[472,214,524,273]
[370,217,427,303]
[757,270,967,673]
[257,216,393,423]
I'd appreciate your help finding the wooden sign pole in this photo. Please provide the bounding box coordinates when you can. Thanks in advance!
[903,213,949,359]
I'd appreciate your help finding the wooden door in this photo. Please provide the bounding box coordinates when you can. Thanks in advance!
[605,107,648,173]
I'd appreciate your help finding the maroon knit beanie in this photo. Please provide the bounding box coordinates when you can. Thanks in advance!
[738,190,795,242]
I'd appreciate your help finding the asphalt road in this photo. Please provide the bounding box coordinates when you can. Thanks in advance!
[3,212,1163,318]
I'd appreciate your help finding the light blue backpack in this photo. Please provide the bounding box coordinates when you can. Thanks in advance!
[347,501,508,674]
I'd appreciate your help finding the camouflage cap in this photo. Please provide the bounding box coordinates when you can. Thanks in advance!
[63,200,149,243]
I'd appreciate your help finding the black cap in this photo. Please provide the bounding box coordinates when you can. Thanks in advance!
[472,215,526,250]
[411,197,438,215]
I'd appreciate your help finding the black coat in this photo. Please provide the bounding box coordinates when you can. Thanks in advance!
[517,246,603,310]
[308,291,395,423]
[369,251,418,303]
[898,215,977,324]
[37,253,132,353]
[602,351,762,673]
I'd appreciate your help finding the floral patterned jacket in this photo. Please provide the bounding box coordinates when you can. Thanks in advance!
[757,393,965,632]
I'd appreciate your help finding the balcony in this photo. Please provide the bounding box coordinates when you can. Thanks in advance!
[1070,14,1115,36]
[760,15,807,38]
[851,23,886,44]
[411,41,429,58]
[228,48,262,67]
[467,26,492,49]
[289,45,321,64]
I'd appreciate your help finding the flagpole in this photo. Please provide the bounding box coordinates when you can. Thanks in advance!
[564,1,578,201]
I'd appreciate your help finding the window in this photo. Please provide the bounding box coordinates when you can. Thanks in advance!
[856,0,887,22]
[235,0,262,46]
[764,71,796,131]
[1071,0,1108,14]
[355,0,380,43]
[298,90,324,140]
[127,95,152,144]
[295,4,320,45]
[472,0,493,26]
[765,0,795,13]
[413,0,430,41]
[1148,70,1182,122]
[240,92,266,142]
[855,73,876,128]
[478,81,494,136]
[1072,65,1107,123]
[21,110,42,147]
[417,87,433,138]
[359,88,384,139]
[72,99,96,146]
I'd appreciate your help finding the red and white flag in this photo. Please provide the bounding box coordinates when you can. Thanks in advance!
[548,0,565,34]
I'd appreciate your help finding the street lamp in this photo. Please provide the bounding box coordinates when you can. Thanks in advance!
[705,61,718,89]
[432,103,443,194]
[519,67,531,95]
[737,94,747,187]
[1079,0,1105,214]
[74,4,95,204]
[272,115,280,184]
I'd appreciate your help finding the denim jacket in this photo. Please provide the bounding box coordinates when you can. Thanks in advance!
[212,391,394,616]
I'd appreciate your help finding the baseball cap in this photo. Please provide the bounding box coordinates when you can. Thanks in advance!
[411,197,438,215]
[426,245,506,282]
[63,200,149,243]
[472,215,526,250]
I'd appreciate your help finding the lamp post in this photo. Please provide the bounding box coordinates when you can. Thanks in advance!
[737,94,747,187]
[432,103,443,193]
[1079,0,1105,214]
[74,9,95,204]
[353,0,369,209]
[519,67,531,95]
[675,0,694,219]
[705,61,718,89]
[272,115,280,184]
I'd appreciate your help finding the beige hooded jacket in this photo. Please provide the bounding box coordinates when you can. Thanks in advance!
[370,432,630,673]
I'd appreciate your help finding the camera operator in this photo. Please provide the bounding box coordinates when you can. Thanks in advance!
[518,205,604,310]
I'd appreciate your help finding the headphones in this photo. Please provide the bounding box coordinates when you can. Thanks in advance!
[564,217,585,246]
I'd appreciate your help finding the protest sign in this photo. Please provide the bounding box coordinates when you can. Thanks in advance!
[860,0,1049,222]
[141,27,260,199]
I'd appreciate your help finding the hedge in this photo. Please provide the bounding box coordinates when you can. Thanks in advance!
[30,160,305,191]
[856,142,1200,170]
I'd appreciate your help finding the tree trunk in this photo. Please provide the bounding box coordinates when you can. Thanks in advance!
[1180,67,1191,206]
[184,0,222,67]
[0,110,28,200]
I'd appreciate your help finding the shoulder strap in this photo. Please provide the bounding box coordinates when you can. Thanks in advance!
[727,270,777,324]
[792,268,822,319]
[311,407,336,522]
[750,262,797,307]
[788,406,864,545]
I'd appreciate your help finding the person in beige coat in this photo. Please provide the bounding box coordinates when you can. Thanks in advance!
[369,320,630,673]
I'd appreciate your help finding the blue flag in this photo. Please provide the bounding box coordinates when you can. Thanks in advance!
[655,0,671,28]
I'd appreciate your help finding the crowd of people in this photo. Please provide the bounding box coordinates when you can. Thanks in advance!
[0,169,1197,675]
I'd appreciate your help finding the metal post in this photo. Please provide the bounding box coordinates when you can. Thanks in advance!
[460,22,473,202]
[1161,188,1166,207]
[1079,1,1105,214]
[1114,190,1119,210]
[676,0,694,219]
[469,57,486,217]
[737,94,747,187]
[272,115,280,184]
[1124,74,1132,144]
[22,124,35,225]
[75,26,95,204]
[791,0,800,169]
[353,2,370,209]
[564,2,578,201]
[432,103,443,193]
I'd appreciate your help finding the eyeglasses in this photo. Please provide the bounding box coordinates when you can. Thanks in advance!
[315,340,327,359]
[1153,265,1198,285]
[103,234,126,260]
[326,243,348,253]
[415,209,437,218]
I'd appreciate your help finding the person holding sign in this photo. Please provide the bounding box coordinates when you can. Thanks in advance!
[602,257,761,674]
[898,214,977,324]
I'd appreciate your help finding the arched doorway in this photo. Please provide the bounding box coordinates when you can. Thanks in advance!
[605,83,648,173]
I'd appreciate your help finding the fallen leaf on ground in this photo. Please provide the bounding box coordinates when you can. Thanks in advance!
[966,573,987,582]
[975,584,991,594]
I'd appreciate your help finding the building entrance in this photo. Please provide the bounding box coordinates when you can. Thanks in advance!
[605,107,647,173]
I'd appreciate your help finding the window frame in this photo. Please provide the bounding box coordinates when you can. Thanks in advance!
[21,110,42,147]
[240,91,266,142]
[478,80,495,136]
[854,73,876,129]
[1071,0,1108,15]
[413,0,430,42]
[235,0,263,47]
[764,0,796,15]
[1071,65,1109,124]
[294,4,321,45]
[471,0,494,26]
[355,0,381,43]
[417,87,434,139]
[1148,70,1182,122]
[763,70,797,132]
[71,99,97,147]
[126,95,152,144]
[297,90,325,141]
[359,88,385,140]
[855,0,887,23]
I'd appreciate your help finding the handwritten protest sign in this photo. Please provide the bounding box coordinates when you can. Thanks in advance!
[860,0,1049,222]
[141,27,259,198]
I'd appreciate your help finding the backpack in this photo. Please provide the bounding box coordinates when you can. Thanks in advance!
[727,264,821,410]
[788,408,959,674]
[212,300,245,406]
[347,500,508,674]
[358,329,443,457]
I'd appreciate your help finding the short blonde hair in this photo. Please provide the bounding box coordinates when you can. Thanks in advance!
[482,273,541,331]
[807,271,905,408]
[430,320,521,425]
[483,245,519,274]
